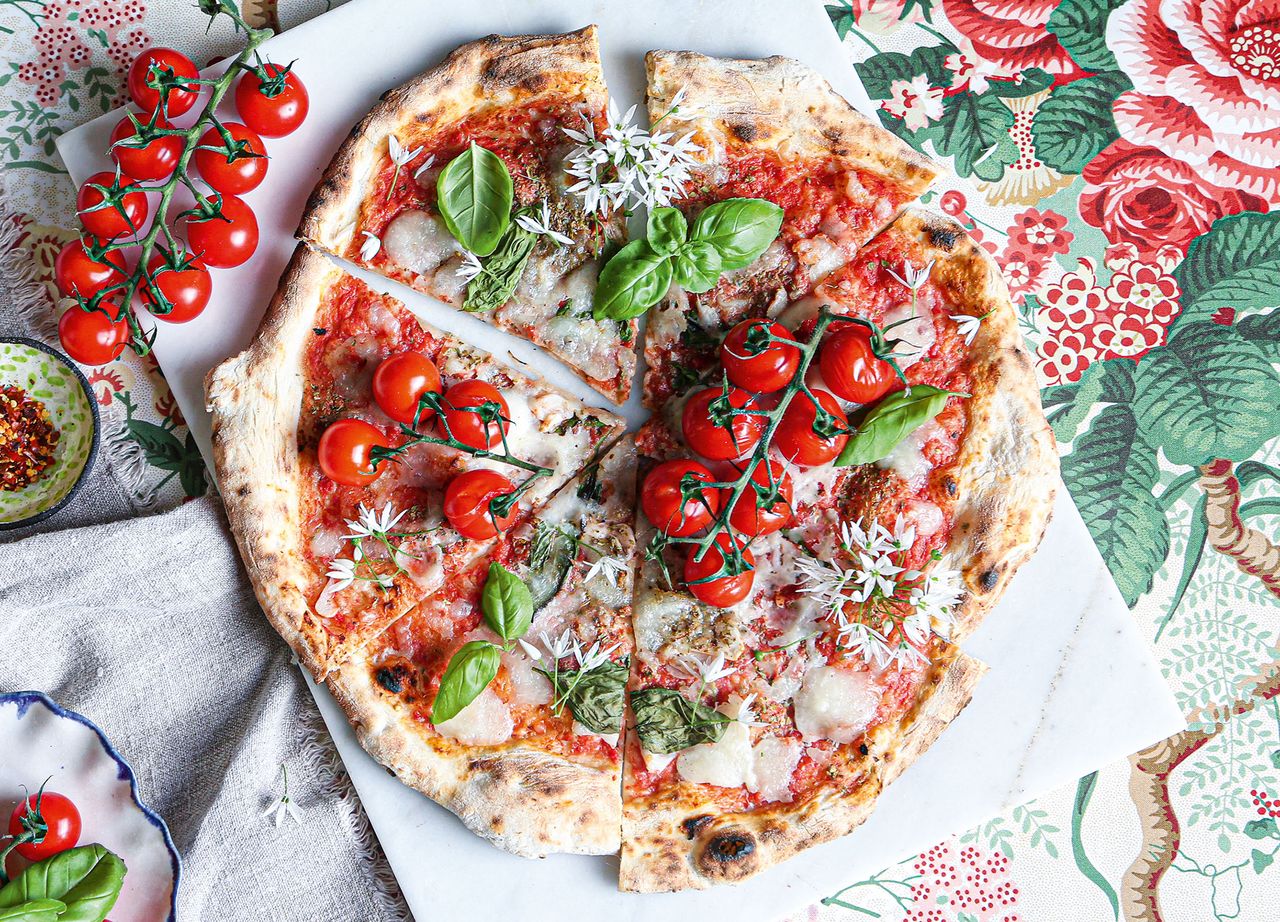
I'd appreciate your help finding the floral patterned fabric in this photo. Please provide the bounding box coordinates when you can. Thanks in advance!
[1,1,1277,919]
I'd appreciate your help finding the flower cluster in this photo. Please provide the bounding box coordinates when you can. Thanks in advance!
[325,502,418,592]
[521,627,620,673]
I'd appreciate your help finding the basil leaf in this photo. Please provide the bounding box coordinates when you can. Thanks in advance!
[431,640,501,723]
[647,206,688,256]
[481,562,533,641]
[526,522,579,611]
[0,844,125,922]
[835,385,961,467]
[671,240,723,293]
[436,142,513,257]
[593,239,673,320]
[631,687,730,754]
[691,197,784,270]
[539,658,629,735]
[463,216,538,312]
[0,900,66,922]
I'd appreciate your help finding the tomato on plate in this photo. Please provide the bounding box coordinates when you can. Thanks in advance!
[140,250,212,323]
[58,304,130,365]
[720,319,799,393]
[681,386,766,461]
[186,193,259,268]
[8,790,81,861]
[128,48,200,116]
[55,239,126,300]
[76,171,147,240]
[774,388,849,467]
[437,380,509,450]
[641,458,722,537]
[317,418,390,487]
[194,122,269,195]
[109,114,182,182]
[684,533,755,607]
[819,323,900,405]
[444,469,519,539]
[728,459,793,537]
[235,64,309,137]
[373,352,443,426]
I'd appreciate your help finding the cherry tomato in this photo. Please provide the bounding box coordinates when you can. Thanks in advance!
[8,791,81,861]
[437,380,509,450]
[373,352,443,426]
[774,389,849,467]
[819,323,900,405]
[640,459,722,537]
[128,48,200,117]
[54,239,126,300]
[681,386,766,461]
[444,469,519,540]
[235,64,309,138]
[109,114,182,181]
[720,319,800,393]
[58,304,129,365]
[194,122,268,195]
[317,418,390,487]
[186,193,259,268]
[140,251,212,323]
[684,534,755,607]
[728,459,794,537]
[76,171,147,239]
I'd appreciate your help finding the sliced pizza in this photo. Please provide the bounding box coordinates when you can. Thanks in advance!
[298,26,638,403]
[326,437,638,856]
[207,244,623,678]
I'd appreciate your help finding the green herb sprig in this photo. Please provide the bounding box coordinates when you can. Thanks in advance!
[0,844,126,922]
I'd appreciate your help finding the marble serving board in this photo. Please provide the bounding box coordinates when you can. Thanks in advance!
[56,0,1184,918]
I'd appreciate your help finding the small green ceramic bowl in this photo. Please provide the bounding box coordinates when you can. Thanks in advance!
[0,337,100,530]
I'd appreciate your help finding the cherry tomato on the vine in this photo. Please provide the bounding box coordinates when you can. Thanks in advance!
[55,239,126,300]
[720,319,800,393]
[76,171,148,239]
[681,386,766,461]
[140,251,213,323]
[194,122,269,195]
[373,352,443,426]
[437,380,509,450]
[640,459,722,537]
[774,388,849,467]
[235,64,309,138]
[186,193,259,268]
[128,48,201,117]
[819,323,900,405]
[109,114,182,182]
[8,791,81,861]
[728,459,794,537]
[684,533,755,608]
[58,304,130,365]
[317,418,390,487]
[444,469,518,540]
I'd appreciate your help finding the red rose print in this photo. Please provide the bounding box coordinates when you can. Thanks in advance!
[942,0,1081,75]
[1079,141,1266,256]
[1009,208,1073,257]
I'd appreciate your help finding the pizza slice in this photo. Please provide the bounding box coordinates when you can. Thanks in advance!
[326,437,638,856]
[640,50,942,408]
[207,244,623,678]
[298,26,638,403]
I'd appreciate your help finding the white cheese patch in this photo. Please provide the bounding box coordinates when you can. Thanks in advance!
[642,749,679,774]
[434,687,514,746]
[572,721,620,749]
[382,209,463,276]
[677,720,756,789]
[882,300,936,370]
[503,650,552,706]
[752,735,803,803]
[876,419,943,490]
[794,665,881,744]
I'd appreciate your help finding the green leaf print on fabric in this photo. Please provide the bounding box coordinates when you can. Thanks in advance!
[1047,0,1132,72]
[1174,211,1280,329]
[922,91,1017,178]
[1031,72,1132,174]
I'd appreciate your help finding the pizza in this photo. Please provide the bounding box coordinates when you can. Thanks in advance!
[209,28,1059,893]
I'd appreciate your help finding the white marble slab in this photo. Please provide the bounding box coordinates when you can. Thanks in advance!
[56,1,1185,918]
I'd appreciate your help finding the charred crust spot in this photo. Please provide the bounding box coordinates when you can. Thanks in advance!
[944,476,958,497]
[729,121,759,143]
[681,814,714,839]
[980,567,1000,592]
[859,742,869,756]
[703,830,756,863]
[236,485,250,497]
[928,226,961,250]
[374,666,406,694]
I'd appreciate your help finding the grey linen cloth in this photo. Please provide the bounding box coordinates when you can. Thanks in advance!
[0,497,408,921]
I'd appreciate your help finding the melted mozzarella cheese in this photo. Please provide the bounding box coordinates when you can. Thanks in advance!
[434,687,514,746]
[572,721,620,749]
[642,749,678,774]
[677,720,756,788]
[503,650,552,705]
[882,301,936,370]
[794,665,881,744]
[382,210,463,275]
[876,419,943,489]
[752,736,803,803]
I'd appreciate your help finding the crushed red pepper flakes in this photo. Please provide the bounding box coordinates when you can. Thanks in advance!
[0,385,60,491]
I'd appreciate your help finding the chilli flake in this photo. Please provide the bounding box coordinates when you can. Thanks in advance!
[359,231,381,261]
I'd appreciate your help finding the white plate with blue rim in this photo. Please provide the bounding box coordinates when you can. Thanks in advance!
[0,692,179,921]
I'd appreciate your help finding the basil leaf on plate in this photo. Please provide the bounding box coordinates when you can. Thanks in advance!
[647,206,688,256]
[0,844,126,922]
[835,385,962,467]
[431,640,501,723]
[463,217,538,312]
[539,658,629,735]
[631,687,730,754]
[526,522,580,611]
[691,197,784,270]
[593,239,673,320]
[671,240,723,293]
[481,562,533,641]
[436,142,513,257]
[0,900,66,922]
